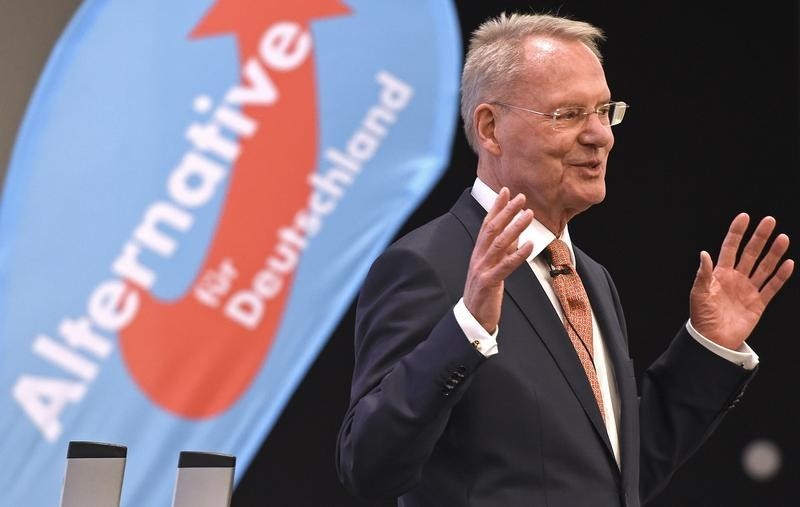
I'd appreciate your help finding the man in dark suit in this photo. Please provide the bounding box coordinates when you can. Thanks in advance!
[335,12,794,506]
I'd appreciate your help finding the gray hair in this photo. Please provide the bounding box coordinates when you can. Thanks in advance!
[460,12,606,152]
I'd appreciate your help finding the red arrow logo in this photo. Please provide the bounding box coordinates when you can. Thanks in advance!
[119,0,350,418]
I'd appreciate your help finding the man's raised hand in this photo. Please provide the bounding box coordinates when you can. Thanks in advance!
[464,188,534,334]
[690,213,794,350]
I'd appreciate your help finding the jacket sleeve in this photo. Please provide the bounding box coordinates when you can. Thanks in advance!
[638,328,756,503]
[599,264,757,503]
[335,245,484,499]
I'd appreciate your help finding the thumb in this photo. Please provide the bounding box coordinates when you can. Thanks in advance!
[695,250,714,289]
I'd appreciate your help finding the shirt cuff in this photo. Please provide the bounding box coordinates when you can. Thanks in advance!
[453,298,499,357]
[685,319,759,370]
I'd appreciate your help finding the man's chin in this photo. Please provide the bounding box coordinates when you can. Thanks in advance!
[574,188,607,211]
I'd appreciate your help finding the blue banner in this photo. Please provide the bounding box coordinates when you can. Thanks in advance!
[0,0,461,504]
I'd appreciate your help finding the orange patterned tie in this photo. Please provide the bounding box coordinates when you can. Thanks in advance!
[544,239,605,420]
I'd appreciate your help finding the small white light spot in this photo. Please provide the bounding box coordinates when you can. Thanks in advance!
[193,95,213,114]
[742,438,782,482]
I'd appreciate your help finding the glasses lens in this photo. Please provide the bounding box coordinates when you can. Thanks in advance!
[609,102,627,126]
[596,104,612,126]
[552,107,584,130]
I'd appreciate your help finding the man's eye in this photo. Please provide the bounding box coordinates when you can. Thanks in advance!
[556,108,583,121]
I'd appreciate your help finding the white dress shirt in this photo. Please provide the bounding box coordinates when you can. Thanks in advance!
[453,177,759,467]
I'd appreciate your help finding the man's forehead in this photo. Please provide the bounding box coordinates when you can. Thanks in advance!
[520,35,595,65]
[510,36,608,105]
[523,36,561,59]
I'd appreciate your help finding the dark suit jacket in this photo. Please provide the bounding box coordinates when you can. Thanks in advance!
[336,190,754,506]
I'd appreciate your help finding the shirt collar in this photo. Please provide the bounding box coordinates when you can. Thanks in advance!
[470,177,575,265]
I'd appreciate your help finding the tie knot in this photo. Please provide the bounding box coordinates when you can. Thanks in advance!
[545,239,572,268]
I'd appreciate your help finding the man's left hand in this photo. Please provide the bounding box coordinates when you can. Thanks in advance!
[690,213,794,350]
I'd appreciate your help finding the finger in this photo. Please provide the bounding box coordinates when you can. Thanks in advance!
[751,233,790,288]
[482,187,510,228]
[503,212,534,254]
[492,239,534,280]
[488,208,534,261]
[759,259,795,306]
[717,213,749,269]
[475,187,511,255]
[695,250,714,291]
[479,193,527,254]
[482,189,526,236]
[736,216,776,275]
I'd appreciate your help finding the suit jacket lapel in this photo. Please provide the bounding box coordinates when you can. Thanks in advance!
[504,265,615,457]
[451,191,615,460]
[575,246,638,486]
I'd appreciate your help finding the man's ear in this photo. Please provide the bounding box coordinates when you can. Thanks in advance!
[474,103,502,156]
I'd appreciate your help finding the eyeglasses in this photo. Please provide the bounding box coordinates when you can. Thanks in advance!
[492,101,629,131]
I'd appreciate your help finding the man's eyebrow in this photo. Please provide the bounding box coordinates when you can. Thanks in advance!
[553,99,613,109]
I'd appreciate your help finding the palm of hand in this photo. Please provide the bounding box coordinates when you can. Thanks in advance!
[690,265,765,350]
[689,213,794,351]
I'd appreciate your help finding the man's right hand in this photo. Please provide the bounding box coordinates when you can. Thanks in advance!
[463,187,534,334]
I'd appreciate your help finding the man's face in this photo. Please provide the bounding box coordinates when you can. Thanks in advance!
[486,37,615,231]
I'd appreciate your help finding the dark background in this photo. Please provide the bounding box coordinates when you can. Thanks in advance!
[2,2,798,506]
